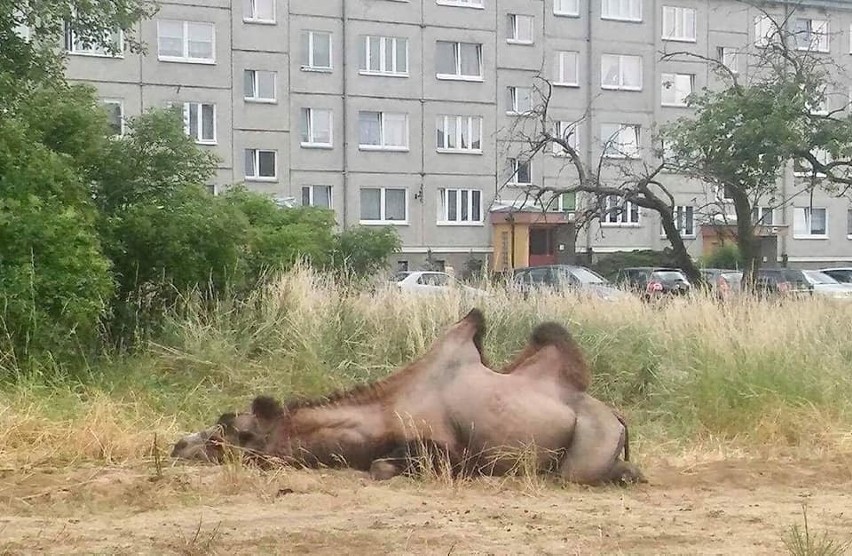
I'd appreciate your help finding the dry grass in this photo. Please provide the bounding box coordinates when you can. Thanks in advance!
[1,267,851,473]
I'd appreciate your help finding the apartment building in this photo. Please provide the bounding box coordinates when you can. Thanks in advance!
[63,0,852,272]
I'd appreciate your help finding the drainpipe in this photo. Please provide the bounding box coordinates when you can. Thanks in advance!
[341,0,349,229]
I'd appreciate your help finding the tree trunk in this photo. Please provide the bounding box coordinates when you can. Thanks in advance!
[660,210,703,284]
[731,187,759,290]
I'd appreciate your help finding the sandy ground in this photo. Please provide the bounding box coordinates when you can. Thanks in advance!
[0,455,851,555]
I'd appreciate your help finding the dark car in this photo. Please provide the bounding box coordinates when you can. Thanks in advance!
[614,267,692,300]
[700,268,743,300]
[512,265,630,301]
[753,268,812,298]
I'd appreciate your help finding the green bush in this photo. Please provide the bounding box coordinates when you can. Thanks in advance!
[701,243,743,270]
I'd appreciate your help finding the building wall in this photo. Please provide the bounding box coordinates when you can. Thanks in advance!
[63,0,852,268]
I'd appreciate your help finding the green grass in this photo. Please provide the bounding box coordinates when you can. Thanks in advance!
[2,268,852,466]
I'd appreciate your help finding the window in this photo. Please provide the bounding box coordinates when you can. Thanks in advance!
[601,123,640,158]
[244,0,275,23]
[601,54,642,91]
[508,87,533,113]
[603,196,640,225]
[663,205,694,236]
[754,15,774,47]
[359,36,408,75]
[360,187,407,223]
[794,18,829,52]
[553,121,580,155]
[794,148,831,175]
[558,192,576,211]
[752,207,774,226]
[244,149,277,180]
[157,20,215,63]
[661,73,693,106]
[244,70,276,102]
[438,188,483,224]
[793,207,828,238]
[507,14,534,44]
[300,108,333,147]
[554,0,579,16]
[358,111,408,150]
[183,102,216,144]
[301,185,332,208]
[718,47,739,74]
[847,208,852,237]
[65,25,122,57]
[554,51,579,86]
[436,115,482,152]
[508,158,532,185]
[437,0,483,7]
[602,0,642,21]
[302,31,332,70]
[436,41,482,80]
[662,7,696,42]
[102,100,124,136]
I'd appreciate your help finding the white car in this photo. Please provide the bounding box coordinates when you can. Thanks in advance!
[392,271,489,297]
[819,267,852,285]
[801,270,852,300]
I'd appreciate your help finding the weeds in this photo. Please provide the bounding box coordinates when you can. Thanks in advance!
[783,504,851,556]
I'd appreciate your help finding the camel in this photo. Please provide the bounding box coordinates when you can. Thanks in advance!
[170,309,645,486]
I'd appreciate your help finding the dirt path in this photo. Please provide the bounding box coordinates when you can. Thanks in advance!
[1,457,851,555]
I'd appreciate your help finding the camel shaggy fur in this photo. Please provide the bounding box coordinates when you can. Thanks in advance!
[171,309,645,485]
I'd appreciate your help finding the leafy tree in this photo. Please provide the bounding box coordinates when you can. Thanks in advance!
[333,226,402,277]
[0,116,113,365]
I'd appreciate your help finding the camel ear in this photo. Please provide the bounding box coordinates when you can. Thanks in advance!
[251,395,284,422]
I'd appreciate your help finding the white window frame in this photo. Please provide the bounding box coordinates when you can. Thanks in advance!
[507,14,534,45]
[360,36,409,76]
[601,0,642,22]
[554,0,580,17]
[600,54,643,91]
[662,6,696,42]
[244,69,277,103]
[437,188,484,225]
[300,108,333,148]
[244,148,278,181]
[157,20,215,64]
[847,208,852,239]
[554,51,579,87]
[553,121,580,156]
[508,158,532,185]
[794,148,831,177]
[752,206,775,226]
[182,102,217,145]
[436,41,483,81]
[601,123,640,159]
[359,187,409,225]
[661,205,695,237]
[102,99,125,137]
[436,0,484,9]
[602,196,641,226]
[794,18,829,53]
[358,111,409,151]
[243,0,276,24]
[65,25,124,58]
[436,115,483,154]
[302,30,332,71]
[793,207,828,239]
[507,86,533,114]
[661,73,693,107]
[718,47,739,75]
[301,185,333,209]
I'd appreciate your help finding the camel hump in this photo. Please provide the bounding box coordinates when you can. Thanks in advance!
[531,322,573,347]
[461,308,485,330]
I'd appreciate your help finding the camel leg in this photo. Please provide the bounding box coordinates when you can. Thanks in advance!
[369,439,458,481]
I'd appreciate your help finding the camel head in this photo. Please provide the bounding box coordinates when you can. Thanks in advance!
[170,396,286,463]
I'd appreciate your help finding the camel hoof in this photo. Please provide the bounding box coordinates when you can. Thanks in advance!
[369,460,401,481]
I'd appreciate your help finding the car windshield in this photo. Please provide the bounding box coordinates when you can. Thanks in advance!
[802,270,839,285]
[392,272,412,282]
[721,272,742,284]
[652,270,687,282]
[567,267,607,284]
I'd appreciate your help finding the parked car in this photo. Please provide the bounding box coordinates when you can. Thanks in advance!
[800,269,852,300]
[700,268,743,300]
[819,267,852,284]
[511,265,630,301]
[614,267,692,300]
[391,271,489,298]
[753,268,812,298]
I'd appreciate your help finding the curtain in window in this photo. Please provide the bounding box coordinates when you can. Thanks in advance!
[359,112,381,145]
[385,189,406,220]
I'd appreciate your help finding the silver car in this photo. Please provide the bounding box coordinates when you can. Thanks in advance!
[512,265,630,301]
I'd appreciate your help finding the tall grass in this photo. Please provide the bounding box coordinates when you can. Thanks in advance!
[2,267,852,467]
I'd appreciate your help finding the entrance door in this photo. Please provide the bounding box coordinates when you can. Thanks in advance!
[528,227,556,266]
